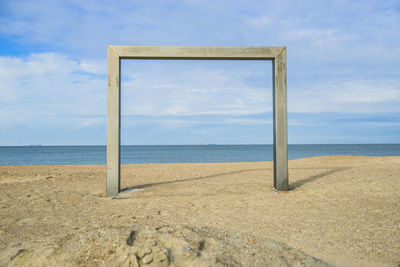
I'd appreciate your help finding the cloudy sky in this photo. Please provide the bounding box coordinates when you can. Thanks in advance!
[0,0,399,145]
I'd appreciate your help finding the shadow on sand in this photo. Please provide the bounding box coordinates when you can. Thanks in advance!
[121,168,270,191]
[121,167,351,193]
[290,167,350,190]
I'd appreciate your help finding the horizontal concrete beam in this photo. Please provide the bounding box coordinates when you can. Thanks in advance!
[109,46,285,60]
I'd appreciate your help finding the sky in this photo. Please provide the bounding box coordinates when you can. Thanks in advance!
[0,0,399,145]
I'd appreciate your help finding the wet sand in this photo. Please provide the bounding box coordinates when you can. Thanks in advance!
[0,156,399,266]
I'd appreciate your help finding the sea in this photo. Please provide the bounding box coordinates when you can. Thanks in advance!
[0,144,399,166]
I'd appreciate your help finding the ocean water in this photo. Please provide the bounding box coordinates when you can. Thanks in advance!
[0,144,399,166]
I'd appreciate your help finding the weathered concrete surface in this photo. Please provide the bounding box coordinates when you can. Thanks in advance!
[107,46,289,196]
[109,45,283,60]
[106,47,121,197]
[273,47,289,190]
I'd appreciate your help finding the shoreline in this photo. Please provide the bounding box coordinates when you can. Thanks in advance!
[2,144,400,167]
[0,154,399,167]
[1,155,399,266]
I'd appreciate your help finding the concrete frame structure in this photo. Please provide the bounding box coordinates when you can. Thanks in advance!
[107,46,288,197]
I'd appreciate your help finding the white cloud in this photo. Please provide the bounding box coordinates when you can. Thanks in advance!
[0,53,106,128]
[79,59,106,74]
[360,122,400,127]
[1,0,400,144]
[331,81,400,104]
[2,51,398,132]
[246,16,271,27]
[120,60,273,116]
[225,118,271,125]
[282,29,343,48]
[0,52,276,132]
[289,80,400,113]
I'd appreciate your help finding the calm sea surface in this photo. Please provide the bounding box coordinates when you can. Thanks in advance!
[0,144,399,166]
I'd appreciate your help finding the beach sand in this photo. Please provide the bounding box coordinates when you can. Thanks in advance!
[0,156,399,266]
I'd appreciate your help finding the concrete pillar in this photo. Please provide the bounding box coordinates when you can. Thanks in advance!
[106,47,121,197]
[273,48,289,190]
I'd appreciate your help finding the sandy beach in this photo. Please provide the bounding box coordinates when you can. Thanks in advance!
[0,155,399,266]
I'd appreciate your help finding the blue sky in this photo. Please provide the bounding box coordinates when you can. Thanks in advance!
[0,0,399,145]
